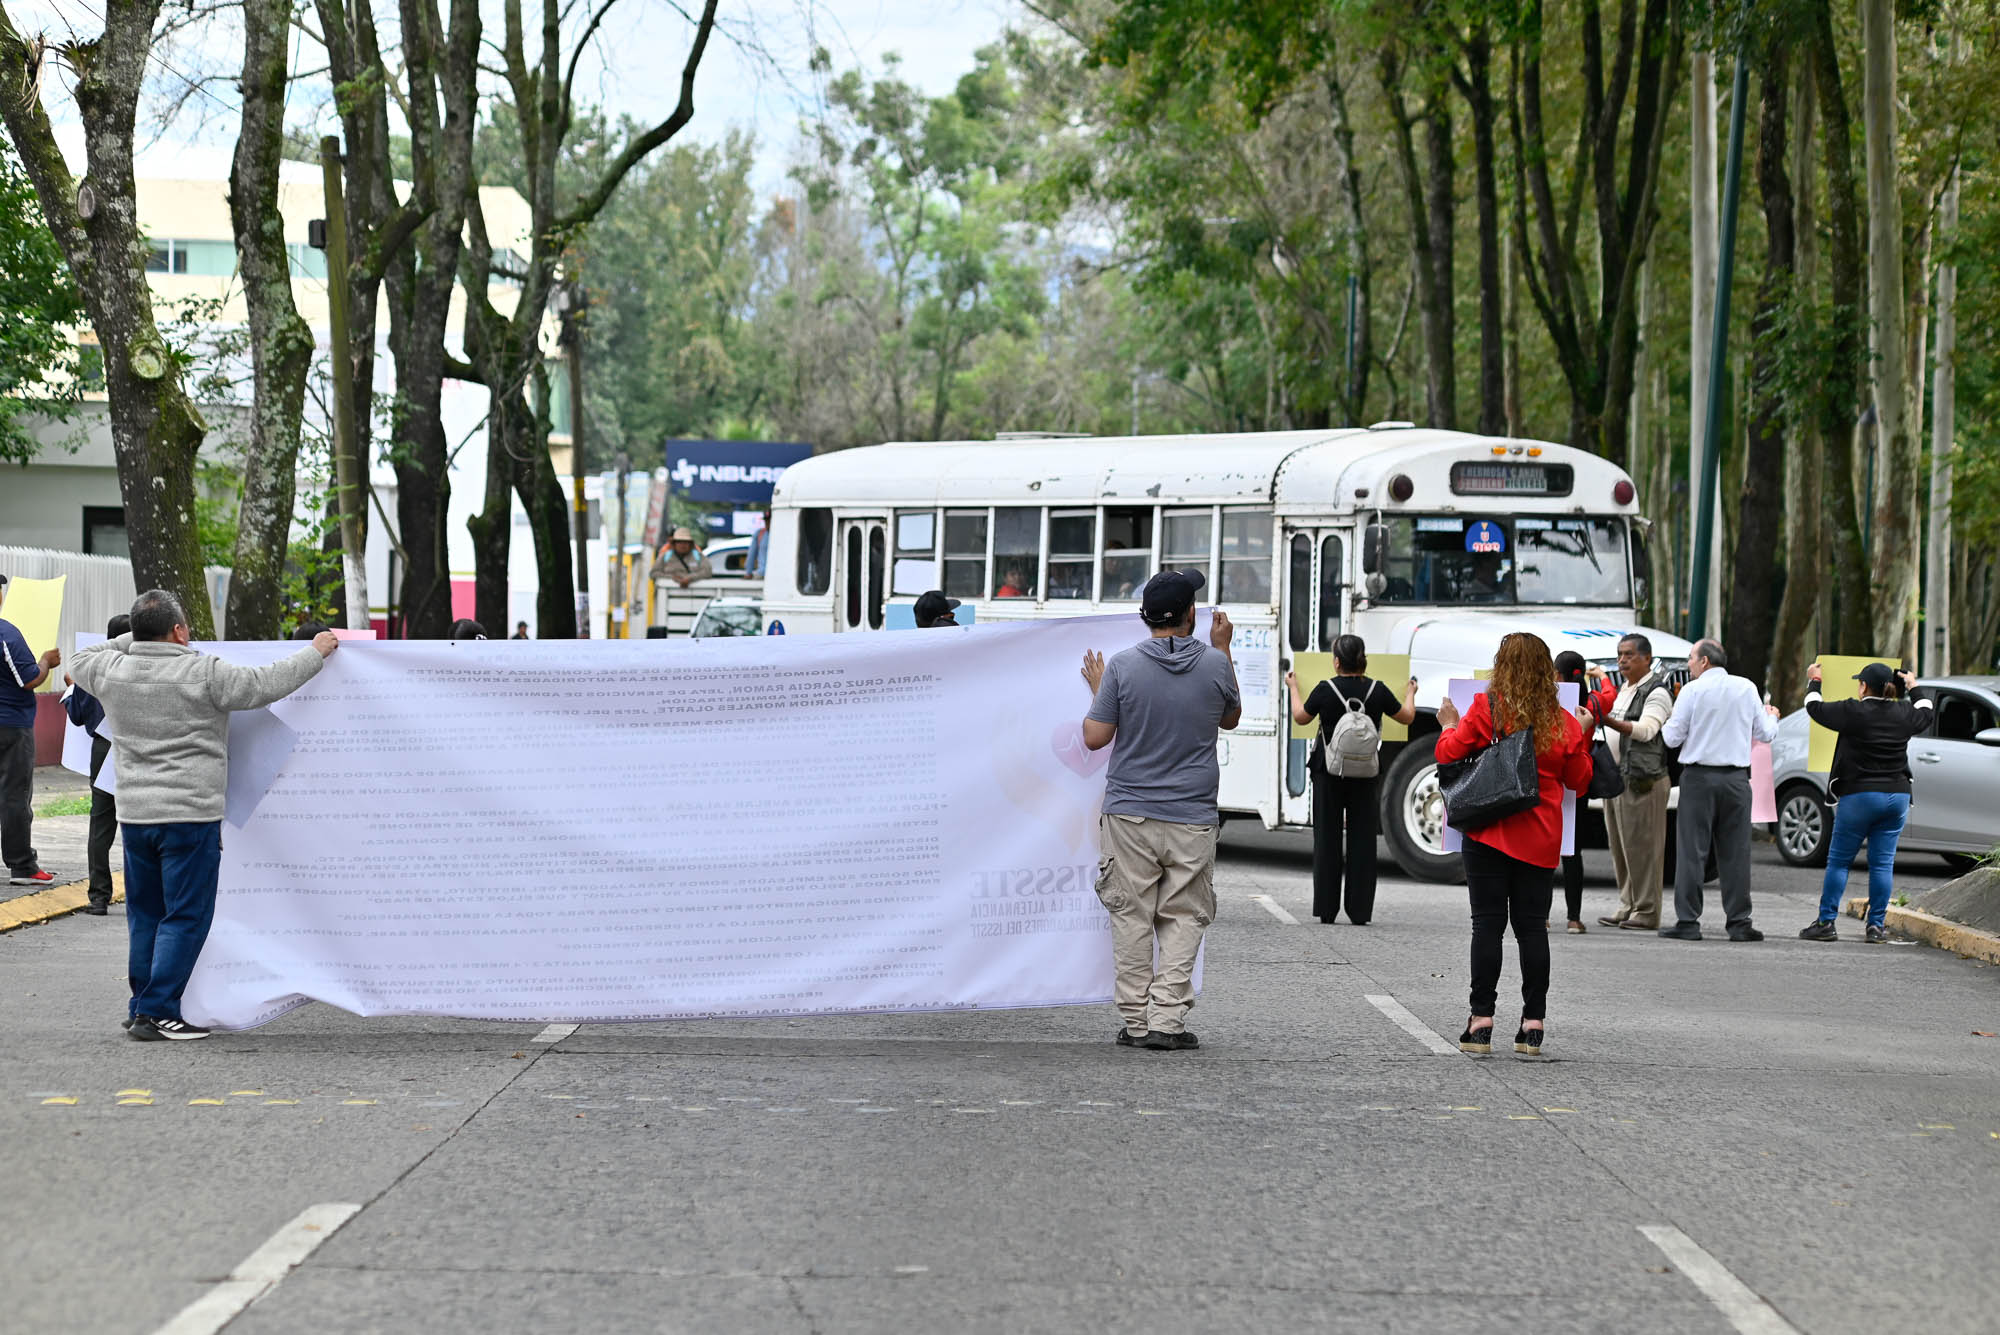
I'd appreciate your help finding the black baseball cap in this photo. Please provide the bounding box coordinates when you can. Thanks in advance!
[1140,569,1205,626]
[1852,662,1898,690]
[913,590,960,626]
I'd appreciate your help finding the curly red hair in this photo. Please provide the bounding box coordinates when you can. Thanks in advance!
[1487,632,1566,754]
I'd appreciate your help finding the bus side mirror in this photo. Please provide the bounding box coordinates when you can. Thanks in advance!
[1361,523,1387,575]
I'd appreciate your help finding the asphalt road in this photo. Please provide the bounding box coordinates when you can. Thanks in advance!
[3,830,1994,1334]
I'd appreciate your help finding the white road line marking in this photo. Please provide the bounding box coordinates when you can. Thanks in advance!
[531,1023,579,1043]
[1363,994,1459,1056]
[1249,894,1299,925]
[153,1203,361,1335]
[1638,1225,1801,1335]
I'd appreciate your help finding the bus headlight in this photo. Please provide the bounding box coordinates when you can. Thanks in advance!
[1388,473,1414,502]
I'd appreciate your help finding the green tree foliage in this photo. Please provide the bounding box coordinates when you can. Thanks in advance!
[0,140,83,463]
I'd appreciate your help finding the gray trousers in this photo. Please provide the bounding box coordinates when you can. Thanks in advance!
[1674,765,1754,929]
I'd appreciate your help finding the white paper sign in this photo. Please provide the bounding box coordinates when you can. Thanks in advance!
[180,616,1167,1031]
[1439,679,1578,856]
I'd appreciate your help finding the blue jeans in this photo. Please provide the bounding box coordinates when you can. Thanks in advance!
[1816,792,1910,928]
[122,821,223,1022]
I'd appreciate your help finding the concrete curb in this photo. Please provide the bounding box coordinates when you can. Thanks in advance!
[1844,896,2000,965]
[0,873,124,933]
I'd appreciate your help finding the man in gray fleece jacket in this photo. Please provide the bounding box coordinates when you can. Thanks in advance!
[69,589,337,1041]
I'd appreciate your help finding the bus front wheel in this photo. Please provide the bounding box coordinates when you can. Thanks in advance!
[1382,741,1464,884]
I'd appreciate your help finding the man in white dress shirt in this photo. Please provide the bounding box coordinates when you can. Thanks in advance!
[1659,639,1780,941]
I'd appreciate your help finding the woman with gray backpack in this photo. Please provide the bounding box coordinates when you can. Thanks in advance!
[1286,635,1417,925]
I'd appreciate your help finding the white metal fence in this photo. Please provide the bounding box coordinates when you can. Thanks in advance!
[0,545,230,654]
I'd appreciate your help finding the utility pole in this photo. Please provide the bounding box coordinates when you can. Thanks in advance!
[316,136,369,633]
[1687,52,1723,641]
[1685,52,1749,645]
[557,280,591,637]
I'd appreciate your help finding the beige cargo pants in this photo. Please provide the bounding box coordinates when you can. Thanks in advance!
[1096,813,1218,1037]
[1606,778,1669,928]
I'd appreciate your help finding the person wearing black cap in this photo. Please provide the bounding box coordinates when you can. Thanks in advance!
[1799,661,1931,943]
[913,590,960,628]
[1079,569,1241,1051]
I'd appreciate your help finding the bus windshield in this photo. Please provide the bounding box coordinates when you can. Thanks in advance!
[1377,515,1630,606]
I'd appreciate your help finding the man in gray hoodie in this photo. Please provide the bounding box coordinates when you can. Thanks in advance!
[1080,570,1240,1051]
[69,589,337,1041]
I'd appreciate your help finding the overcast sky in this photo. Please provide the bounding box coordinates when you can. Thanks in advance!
[14,0,1017,194]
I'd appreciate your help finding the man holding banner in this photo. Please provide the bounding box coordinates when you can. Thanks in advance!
[1080,571,1241,1052]
[1659,639,1779,943]
[2,580,63,888]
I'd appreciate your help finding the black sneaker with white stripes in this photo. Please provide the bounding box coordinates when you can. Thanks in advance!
[147,1016,211,1041]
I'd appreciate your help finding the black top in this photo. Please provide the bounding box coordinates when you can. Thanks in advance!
[1804,692,1933,797]
[1305,677,1401,734]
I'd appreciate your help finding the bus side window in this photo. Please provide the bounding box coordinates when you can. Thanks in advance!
[1286,534,1311,652]
[797,507,833,595]
[1219,508,1272,603]
[1102,507,1153,601]
[1319,534,1344,648]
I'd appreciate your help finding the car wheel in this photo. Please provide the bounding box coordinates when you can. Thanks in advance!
[1775,783,1831,867]
[1381,738,1464,884]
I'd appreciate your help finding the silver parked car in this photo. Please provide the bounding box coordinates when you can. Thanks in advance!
[1768,675,2000,872]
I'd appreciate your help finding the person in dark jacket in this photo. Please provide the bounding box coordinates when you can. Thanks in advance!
[1799,661,1932,944]
[1285,635,1416,926]
[61,613,131,914]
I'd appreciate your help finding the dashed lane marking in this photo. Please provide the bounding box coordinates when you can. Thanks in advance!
[152,1202,361,1335]
[1363,994,1460,1056]
[531,1024,579,1044]
[1638,1224,1801,1335]
[1248,894,1299,925]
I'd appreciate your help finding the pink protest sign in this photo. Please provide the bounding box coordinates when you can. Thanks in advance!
[1750,739,1777,823]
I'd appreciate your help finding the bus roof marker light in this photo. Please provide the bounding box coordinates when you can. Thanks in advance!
[1526,447,1543,457]
[1612,480,1635,505]
[1388,473,1414,503]
[1490,445,1508,455]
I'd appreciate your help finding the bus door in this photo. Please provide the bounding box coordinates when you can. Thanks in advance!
[1279,527,1348,826]
[837,516,887,631]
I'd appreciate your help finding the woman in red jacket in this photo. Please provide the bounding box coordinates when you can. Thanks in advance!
[1433,633,1595,1057]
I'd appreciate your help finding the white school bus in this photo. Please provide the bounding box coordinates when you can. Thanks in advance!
[764,424,1691,881]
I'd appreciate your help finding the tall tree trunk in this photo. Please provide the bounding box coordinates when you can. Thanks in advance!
[1380,46,1451,429]
[1859,0,1914,654]
[1324,65,1371,423]
[1725,49,1793,694]
[0,1,216,634]
[1688,48,1722,639]
[384,0,482,638]
[1811,8,1873,651]
[1460,23,1505,435]
[1925,162,1958,675]
[1770,60,1822,710]
[1421,90,1457,430]
[225,0,315,640]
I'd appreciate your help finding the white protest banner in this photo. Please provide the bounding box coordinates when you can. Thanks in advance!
[179,614,1190,1031]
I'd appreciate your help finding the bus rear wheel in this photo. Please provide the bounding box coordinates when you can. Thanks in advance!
[1382,740,1464,884]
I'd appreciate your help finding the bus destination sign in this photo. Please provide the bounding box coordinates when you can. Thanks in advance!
[1450,461,1574,497]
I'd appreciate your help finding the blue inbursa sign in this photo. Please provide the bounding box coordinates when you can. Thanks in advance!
[666,440,813,504]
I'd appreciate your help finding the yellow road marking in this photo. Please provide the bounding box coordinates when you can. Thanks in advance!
[41,1096,76,1105]
[1507,1114,1543,1121]
[117,1089,151,1097]
[264,1099,299,1106]
[117,1098,153,1106]
[230,1090,266,1097]
[0,873,125,932]
[339,1099,376,1106]
[188,1098,226,1105]
[1542,1107,1578,1113]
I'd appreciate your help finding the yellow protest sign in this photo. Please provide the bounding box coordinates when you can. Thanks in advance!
[0,575,64,690]
[1289,652,1411,743]
[1808,653,1903,772]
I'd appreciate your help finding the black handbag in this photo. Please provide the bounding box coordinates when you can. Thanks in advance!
[1438,725,1541,832]
[1586,727,1626,800]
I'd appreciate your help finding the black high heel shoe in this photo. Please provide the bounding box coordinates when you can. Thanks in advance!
[1514,1025,1545,1056]
[1459,1020,1494,1054]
